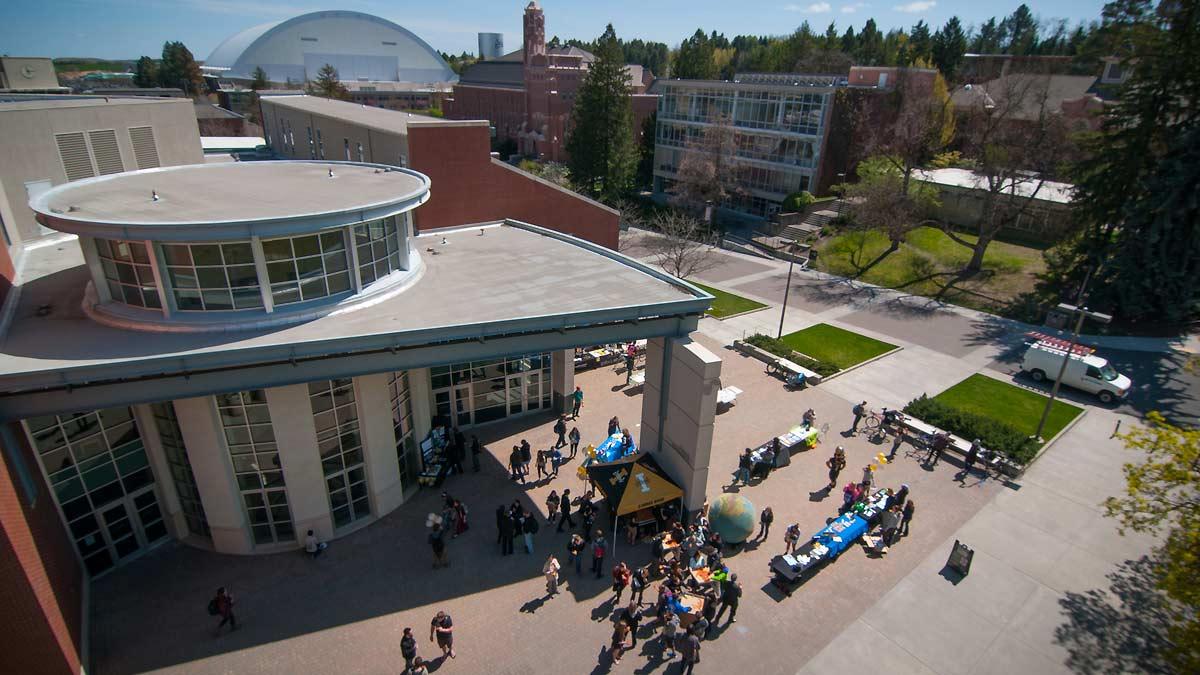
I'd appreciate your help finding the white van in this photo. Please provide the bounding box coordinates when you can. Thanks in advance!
[1020,341,1132,404]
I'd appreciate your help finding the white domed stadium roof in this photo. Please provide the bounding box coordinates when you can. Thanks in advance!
[205,10,456,84]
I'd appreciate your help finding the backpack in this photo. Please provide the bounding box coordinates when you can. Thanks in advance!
[207,598,220,616]
[528,517,540,534]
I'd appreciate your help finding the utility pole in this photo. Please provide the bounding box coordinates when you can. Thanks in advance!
[777,242,797,339]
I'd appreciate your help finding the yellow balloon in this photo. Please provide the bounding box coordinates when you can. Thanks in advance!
[879,457,888,465]
[869,464,877,471]
[576,466,588,479]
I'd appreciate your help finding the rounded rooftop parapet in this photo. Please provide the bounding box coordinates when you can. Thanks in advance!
[30,160,430,241]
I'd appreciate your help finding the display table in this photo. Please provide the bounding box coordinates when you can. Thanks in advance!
[591,433,637,464]
[672,592,707,628]
[812,512,868,557]
[690,566,713,585]
[780,425,820,450]
[769,491,887,595]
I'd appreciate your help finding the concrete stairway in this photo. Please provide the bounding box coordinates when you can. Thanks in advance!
[780,208,839,241]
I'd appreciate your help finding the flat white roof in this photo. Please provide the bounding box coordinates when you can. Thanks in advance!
[200,136,265,151]
[261,95,467,136]
[915,168,1074,204]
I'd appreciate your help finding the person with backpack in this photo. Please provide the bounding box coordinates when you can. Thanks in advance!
[553,414,568,449]
[850,401,868,434]
[209,587,237,635]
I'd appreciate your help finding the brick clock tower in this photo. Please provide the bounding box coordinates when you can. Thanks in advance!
[522,1,549,157]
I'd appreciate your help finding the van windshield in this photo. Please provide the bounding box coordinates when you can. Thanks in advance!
[1099,364,1119,381]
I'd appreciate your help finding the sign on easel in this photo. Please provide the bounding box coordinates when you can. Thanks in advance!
[947,539,975,576]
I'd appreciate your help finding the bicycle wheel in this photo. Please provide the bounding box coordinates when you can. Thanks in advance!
[863,416,881,431]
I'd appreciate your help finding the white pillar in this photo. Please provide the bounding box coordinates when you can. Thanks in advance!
[173,396,251,554]
[131,404,187,541]
[355,373,405,517]
[638,335,722,512]
[409,368,433,442]
[551,349,575,415]
[265,383,333,541]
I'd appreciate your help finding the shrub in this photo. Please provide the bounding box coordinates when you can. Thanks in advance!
[782,190,816,212]
[744,334,840,377]
[902,395,1039,465]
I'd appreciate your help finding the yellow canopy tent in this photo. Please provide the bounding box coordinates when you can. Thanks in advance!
[586,452,683,516]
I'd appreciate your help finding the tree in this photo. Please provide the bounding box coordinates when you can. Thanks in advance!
[645,211,718,279]
[1071,0,1200,325]
[1002,4,1040,55]
[671,115,741,220]
[133,56,158,88]
[157,41,203,95]
[856,19,884,65]
[250,66,269,92]
[932,17,968,80]
[1104,412,1200,672]
[308,63,350,100]
[636,112,657,190]
[674,29,718,79]
[842,156,941,275]
[907,21,932,66]
[971,18,1002,53]
[566,24,638,203]
[948,73,1074,274]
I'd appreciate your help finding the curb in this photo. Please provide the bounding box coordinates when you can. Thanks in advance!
[1020,406,1089,476]
[820,345,904,382]
[711,305,773,321]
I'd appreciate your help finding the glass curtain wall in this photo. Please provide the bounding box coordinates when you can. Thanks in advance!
[430,353,551,427]
[94,239,162,309]
[150,402,209,538]
[308,379,370,528]
[217,390,294,545]
[388,372,421,493]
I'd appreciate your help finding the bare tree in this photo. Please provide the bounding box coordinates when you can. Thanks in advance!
[610,197,645,254]
[950,72,1074,274]
[671,115,742,218]
[646,211,718,279]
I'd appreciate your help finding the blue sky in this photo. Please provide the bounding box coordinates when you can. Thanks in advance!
[0,0,1109,61]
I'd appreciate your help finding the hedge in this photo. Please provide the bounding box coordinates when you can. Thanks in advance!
[902,395,1039,465]
[744,333,840,377]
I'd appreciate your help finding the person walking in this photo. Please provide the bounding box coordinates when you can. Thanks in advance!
[546,490,560,524]
[879,504,901,554]
[535,449,549,480]
[567,533,585,575]
[568,426,581,459]
[784,523,801,554]
[592,532,608,579]
[429,611,455,660]
[714,573,742,624]
[630,565,650,606]
[304,529,326,559]
[926,432,950,467]
[861,464,875,493]
[661,610,680,660]
[826,446,847,490]
[679,630,702,674]
[733,448,753,487]
[888,429,905,460]
[571,386,584,419]
[470,435,481,472]
[557,488,575,532]
[429,522,449,568]
[543,554,561,595]
[959,439,981,481]
[509,445,524,483]
[900,499,915,537]
[553,414,568,449]
[620,600,643,648]
[609,618,630,665]
[401,627,419,674]
[757,506,774,541]
[893,484,910,510]
[521,509,538,554]
[625,352,637,385]
[449,431,465,475]
[850,400,868,434]
[519,439,532,477]
[612,561,632,603]
[453,499,469,537]
[211,587,238,635]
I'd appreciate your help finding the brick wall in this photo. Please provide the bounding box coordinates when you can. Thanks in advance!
[406,123,619,249]
[0,422,84,675]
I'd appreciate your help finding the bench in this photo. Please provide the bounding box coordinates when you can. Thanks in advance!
[717,385,743,407]
[629,371,646,388]
[897,414,1018,477]
[768,358,823,386]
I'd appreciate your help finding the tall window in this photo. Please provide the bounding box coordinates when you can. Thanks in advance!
[309,379,370,528]
[95,238,161,309]
[151,402,209,538]
[353,218,403,286]
[356,142,364,162]
[317,129,325,159]
[261,231,351,306]
[25,407,167,575]
[388,372,420,491]
[344,138,351,161]
[217,390,294,545]
[307,126,314,158]
[162,241,262,311]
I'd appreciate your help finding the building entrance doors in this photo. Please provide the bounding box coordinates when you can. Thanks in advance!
[90,485,169,574]
[434,384,474,428]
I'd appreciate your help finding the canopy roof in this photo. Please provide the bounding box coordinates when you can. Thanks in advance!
[587,453,683,516]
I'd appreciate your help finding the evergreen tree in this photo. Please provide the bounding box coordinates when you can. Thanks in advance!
[823,22,840,51]
[674,29,718,79]
[566,25,638,203]
[907,21,932,65]
[133,56,158,88]
[972,18,1002,53]
[636,112,657,190]
[308,63,350,100]
[841,26,858,54]
[250,66,269,91]
[1072,0,1200,324]
[1004,4,1040,54]
[932,16,968,80]
[857,19,884,65]
[157,41,204,95]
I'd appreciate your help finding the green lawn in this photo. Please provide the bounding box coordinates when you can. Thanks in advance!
[690,282,768,319]
[934,374,1083,441]
[780,323,897,370]
[814,226,1046,315]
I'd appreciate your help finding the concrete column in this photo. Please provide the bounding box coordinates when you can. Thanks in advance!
[638,335,721,512]
[409,368,433,442]
[173,396,250,554]
[265,383,333,541]
[130,404,187,541]
[354,373,404,517]
[550,349,575,415]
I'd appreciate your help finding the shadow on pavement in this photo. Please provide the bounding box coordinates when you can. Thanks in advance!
[1054,555,1175,675]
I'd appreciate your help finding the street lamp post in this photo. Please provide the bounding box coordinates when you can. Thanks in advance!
[835,172,846,219]
[777,242,797,339]
[1033,301,1113,441]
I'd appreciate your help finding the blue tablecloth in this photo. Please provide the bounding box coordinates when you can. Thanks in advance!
[593,433,637,464]
[811,512,869,558]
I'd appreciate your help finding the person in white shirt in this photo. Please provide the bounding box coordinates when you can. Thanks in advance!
[305,530,327,559]
[543,554,561,595]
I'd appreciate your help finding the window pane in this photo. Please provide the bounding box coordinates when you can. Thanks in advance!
[323,250,347,273]
[191,245,222,266]
[320,231,345,251]
[196,267,227,289]
[293,235,321,258]
[202,289,233,310]
[175,289,203,310]
[300,277,327,300]
[222,242,254,265]
[226,265,258,287]
[327,272,351,294]
[232,288,264,310]
[262,239,292,261]
[163,245,191,266]
[267,261,296,283]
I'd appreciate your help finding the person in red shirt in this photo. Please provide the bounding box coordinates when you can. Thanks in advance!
[612,561,632,603]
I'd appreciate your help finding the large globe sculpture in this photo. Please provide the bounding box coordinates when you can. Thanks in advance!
[708,494,756,544]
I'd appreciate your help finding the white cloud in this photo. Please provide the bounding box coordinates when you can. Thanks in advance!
[893,1,936,12]
[784,2,833,11]
[842,2,867,13]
